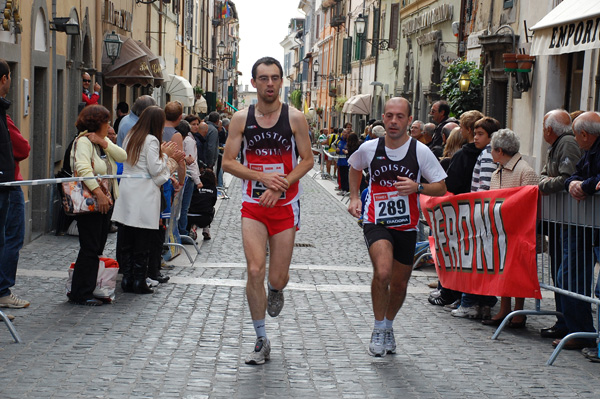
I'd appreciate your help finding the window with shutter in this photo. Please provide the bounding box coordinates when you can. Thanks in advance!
[389,4,399,50]
[371,8,380,57]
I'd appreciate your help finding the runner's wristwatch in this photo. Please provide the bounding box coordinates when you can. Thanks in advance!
[416,183,424,194]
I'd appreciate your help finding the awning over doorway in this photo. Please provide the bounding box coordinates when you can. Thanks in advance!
[135,41,164,88]
[165,74,194,107]
[530,0,600,56]
[342,94,372,115]
[102,34,154,87]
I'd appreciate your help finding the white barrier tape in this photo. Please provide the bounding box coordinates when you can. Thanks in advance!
[0,174,151,187]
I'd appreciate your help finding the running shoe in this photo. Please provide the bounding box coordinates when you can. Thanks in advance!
[244,337,271,365]
[384,328,396,354]
[267,288,284,317]
[368,328,387,357]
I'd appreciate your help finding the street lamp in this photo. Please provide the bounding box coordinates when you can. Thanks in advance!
[217,41,226,59]
[459,73,471,92]
[355,14,389,51]
[104,31,123,65]
[50,17,80,35]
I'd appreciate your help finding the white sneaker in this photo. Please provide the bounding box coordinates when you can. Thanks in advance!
[244,337,271,365]
[146,277,159,287]
[368,328,387,357]
[451,305,481,319]
[0,293,30,309]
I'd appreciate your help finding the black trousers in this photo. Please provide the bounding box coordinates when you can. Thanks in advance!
[69,212,111,301]
[147,224,165,280]
[119,224,154,268]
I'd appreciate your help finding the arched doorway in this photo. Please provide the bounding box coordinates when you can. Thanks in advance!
[30,1,50,236]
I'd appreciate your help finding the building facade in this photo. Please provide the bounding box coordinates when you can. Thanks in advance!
[0,0,239,243]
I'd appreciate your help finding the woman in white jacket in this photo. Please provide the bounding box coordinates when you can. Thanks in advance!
[112,106,182,294]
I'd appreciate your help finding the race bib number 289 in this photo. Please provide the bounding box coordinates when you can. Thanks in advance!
[374,191,410,226]
[250,163,286,199]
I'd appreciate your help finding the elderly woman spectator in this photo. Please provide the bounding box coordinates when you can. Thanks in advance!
[482,128,538,327]
[67,105,127,306]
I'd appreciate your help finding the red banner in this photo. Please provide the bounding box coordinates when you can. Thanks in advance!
[420,185,541,299]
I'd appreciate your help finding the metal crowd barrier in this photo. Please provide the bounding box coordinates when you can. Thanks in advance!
[312,146,338,181]
[491,191,600,365]
[0,173,166,344]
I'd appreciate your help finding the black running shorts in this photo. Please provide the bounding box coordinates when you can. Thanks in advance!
[363,223,417,266]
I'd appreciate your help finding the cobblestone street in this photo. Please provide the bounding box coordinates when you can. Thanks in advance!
[1,167,599,398]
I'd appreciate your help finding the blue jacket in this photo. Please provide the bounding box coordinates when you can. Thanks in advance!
[565,137,600,196]
[337,138,348,167]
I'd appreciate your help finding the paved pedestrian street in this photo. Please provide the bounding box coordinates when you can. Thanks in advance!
[1,168,599,398]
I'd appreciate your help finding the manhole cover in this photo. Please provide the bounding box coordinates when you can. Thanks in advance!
[294,243,315,248]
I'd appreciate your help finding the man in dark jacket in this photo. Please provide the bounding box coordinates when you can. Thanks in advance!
[538,109,583,340]
[429,100,458,149]
[205,112,220,169]
[0,59,28,310]
[558,111,600,352]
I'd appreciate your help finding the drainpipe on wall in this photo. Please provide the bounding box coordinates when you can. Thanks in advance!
[96,0,103,77]
[48,0,57,230]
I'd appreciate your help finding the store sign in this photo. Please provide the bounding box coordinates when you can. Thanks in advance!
[439,52,458,67]
[104,1,133,32]
[417,30,440,46]
[531,16,600,56]
[402,4,453,37]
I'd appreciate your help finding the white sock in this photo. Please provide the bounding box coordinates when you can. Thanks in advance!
[374,319,385,330]
[253,319,266,339]
[384,317,394,329]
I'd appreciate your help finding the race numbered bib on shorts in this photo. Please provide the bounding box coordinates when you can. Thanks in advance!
[250,163,287,200]
[374,191,410,226]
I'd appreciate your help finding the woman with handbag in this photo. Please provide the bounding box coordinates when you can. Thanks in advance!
[111,106,184,294]
[67,105,127,306]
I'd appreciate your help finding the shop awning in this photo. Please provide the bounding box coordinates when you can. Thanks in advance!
[102,34,154,87]
[165,74,194,107]
[342,94,372,115]
[135,41,164,88]
[530,0,600,56]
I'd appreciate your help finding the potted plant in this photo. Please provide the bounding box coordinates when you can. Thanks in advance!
[334,96,348,112]
[503,53,518,71]
[193,86,204,97]
[316,107,323,117]
[516,54,535,72]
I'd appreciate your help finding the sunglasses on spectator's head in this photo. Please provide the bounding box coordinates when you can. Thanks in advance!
[83,79,91,83]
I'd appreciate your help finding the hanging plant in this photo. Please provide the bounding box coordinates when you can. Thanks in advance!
[289,89,303,110]
[438,58,483,117]
[316,106,323,117]
[193,86,204,96]
[334,96,348,112]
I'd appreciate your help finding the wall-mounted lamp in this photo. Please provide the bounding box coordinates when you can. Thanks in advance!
[50,17,79,35]
[104,31,123,65]
[313,60,328,79]
[355,14,389,51]
[459,73,471,92]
